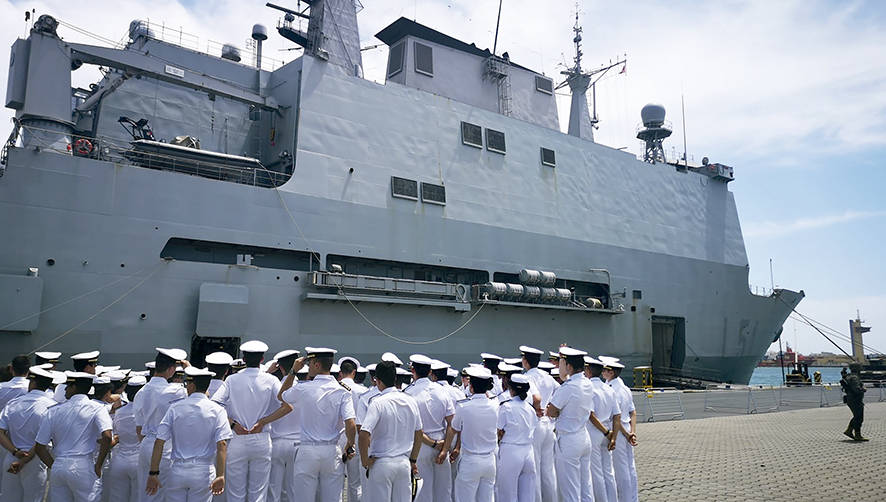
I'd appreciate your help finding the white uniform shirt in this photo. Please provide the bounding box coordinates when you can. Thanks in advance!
[341,377,369,419]
[35,394,113,457]
[207,378,225,399]
[133,376,187,437]
[158,393,233,462]
[497,395,537,445]
[361,387,422,458]
[403,377,454,436]
[589,377,621,427]
[52,383,67,403]
[282,374,355,443]
[608,377,635,426]
[112,401,141,454]
[549,373,594,434]
[451,394,498,455]
[440,382,466,404]
[0,389,56,449]
[355,386,380,426]
[525,367,559,409]
[211,367,282,430]
[0,376,29,410]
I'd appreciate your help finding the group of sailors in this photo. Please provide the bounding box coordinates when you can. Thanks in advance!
[0,343,639,502]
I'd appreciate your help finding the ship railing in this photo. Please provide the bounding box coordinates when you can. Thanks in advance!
[7,123,291,189]
[749,284,774,297]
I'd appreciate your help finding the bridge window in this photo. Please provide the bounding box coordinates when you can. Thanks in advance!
[414,42,434,76]
[387,41,405,78]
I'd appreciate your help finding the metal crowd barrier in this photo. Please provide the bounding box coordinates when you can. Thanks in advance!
[818,383,844,407]
[703,386,753,414]
[879,382,886,402]
[641,388,685,422]
[748,386,780,413]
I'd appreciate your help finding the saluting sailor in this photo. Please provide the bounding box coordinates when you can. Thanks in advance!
[146,366,232,502]
[583,358,620,502]
[266,349,301,502]
[547,346,595,502]
[34,372,113,502]
[279,347,357,502]
[599,358,637,502]
[205,352,234,399]
[496,373,538,502]
[519,345,559,502]
[0,365,57,502]
[133,347,188,502]
[440,366,498,502]
[211,340,288,502]
[358,360,423,502]
[404,354,455,502]
[338,356,369,502]
[105,375,147,502]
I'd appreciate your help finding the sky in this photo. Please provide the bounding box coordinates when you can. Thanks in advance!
[1,0,884,356]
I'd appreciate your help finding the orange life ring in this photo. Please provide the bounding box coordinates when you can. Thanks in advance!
[74,138,93,155]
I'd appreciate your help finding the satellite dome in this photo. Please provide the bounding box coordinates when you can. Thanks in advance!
[641,103,666,128]
[221,44,242,62]
[129,20,154,41]
[252,24,268,41]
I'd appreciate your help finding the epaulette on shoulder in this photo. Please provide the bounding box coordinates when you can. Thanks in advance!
[168,397,185,405]
[339,381,351,392]
[499,398,512,406]
[455,398,470,406]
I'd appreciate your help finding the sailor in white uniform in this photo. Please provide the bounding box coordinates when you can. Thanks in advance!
[0,355,31,412]
[33,352,61,369]
[441,366,498,502]
[104,376,146,502]
[403,354,455,502]
[146,367,233,502]
[133,347,189,502]
[338,356,369,502]
[205,352,234,400]
[496,373,538,502]
[52,351,101,404]
[356,364,381,430]
[519,345,559,502]
[547,347,595,502]
[358,360,423,502]
[266,350,301,502]
[583,358,620,502]
[479,354,504,396]
[280,347,356,502]
[0,366,56,502]
[599,358,637,502]
[211,340,287,502]
[34,372,113,502]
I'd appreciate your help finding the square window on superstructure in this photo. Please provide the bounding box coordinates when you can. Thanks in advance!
[541,147,556,167]
[421,182,446,205]
[486,129,506,154]
[387,42,405,78]
[535,76,554,95]
[414,42,434,77]
[391,176,418,200]
[461,121,483,148]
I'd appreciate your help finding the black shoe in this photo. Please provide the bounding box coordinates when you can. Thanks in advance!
[843,429,855,440]
[853,436,870,442]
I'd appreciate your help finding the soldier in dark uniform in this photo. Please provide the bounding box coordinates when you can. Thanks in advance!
[842,363,868,441]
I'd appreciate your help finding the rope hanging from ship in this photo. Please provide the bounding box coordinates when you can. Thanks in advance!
[776,295,884,356]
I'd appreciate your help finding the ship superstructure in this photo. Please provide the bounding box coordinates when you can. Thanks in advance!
[0,2,802,384]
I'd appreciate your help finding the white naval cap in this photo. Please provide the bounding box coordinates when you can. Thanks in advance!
[35,351,62,362]
[239,340,269,353]
[548,351,560,359]
[519,345,544,355]
[365,363,377,372]
[297,366,309,375]
[104,370,128,382]
[467,363,484,368]
[155,347,187,361]
[356,365,368,374]
[130,370,150,378]
[598,355,620,364]
[96,365,120,374]
[71,351,100,362]
[65,371,94,382]
[338,356,360,368]
[174,366,185,374]
[274,349,300,361]
[260,361,275,372]
[381,352,402,365]
[184,366,215,378]
[28,366,54,380]
[206,352,234,365]
[559,346,587,357]
[127,375,147,387]
[50,370,67,385]
[510,373,530,385]
[33,363,53,370]
[330,364,341,374]
[408,354,433,366]
[497,362,522,374]
[395,367,412,376]
[600,358,625,369]
[465,366,493,380]
[480,353,502,361]
[145,361,156,369]
[584,356,604,366]
[430,359,450,371]
[503,357,522,366]
[92,375,111,385]
[305,347,337,359]
[231,358,246,368]
[446,368,459,378]
[538,361,556,371]
[551,368,560,376]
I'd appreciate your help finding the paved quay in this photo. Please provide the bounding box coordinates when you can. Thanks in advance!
[635,402,886,501]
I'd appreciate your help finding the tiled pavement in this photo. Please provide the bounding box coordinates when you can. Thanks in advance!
[635,402,886,501]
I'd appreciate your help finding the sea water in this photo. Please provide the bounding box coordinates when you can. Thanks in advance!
[749,366,845,386]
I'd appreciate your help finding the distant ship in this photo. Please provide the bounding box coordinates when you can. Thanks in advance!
[0,1,803,384]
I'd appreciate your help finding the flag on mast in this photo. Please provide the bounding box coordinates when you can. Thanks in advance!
[619,62,627,74]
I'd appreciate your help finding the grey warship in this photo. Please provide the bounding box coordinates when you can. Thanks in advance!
[0,1,803,384]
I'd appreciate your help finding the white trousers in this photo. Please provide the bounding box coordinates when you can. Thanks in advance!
[414,436,451,502]
[139,437,172,502]
[587,427,616,502]
[363,456,411,502]
[532,418,556,502]
[496,443,536,502]
[339,434,362,502]
[1,451,48,502]
[554,429,593,502]
[611,431,637,502]
[104,448,140,502]
[166,461,216,502]
[454,452,495,502]
[291,443,344,502]
[226,432,272,502]
[49,456,101,502]
[267,438,297,502]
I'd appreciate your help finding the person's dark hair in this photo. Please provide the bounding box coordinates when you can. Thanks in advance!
[353,371,366,385]
[445,374,456,385]
[375,361,397,388]
[125,385,141,402]
[564,355,584,375]
[511,380,530,401]
[11,355,30,376]
[587,364,603,378]
[340,360,358,375]
[190,375,212,393]
[611,366,623,377]
[155,353,176,373]
[523,352,541,368]
[112,380,126,394]
[71,379,92,395]
[207,364,229,380]
[413,362,431,379]
[243,352,263,368]
[483,359,498,372]
[278,356,298,375]
[432,368,448,382]
[315,356,333,372]
[30,374,52,391]
[93,383,113,400]
[0,365,12,383]
[73,359,94,372]
[470,376,492,394]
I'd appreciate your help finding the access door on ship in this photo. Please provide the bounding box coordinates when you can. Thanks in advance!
[651,316,686,375]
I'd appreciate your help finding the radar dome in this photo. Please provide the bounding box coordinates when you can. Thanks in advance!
[641,103,666,128]
[129,20,154,41]
[252,24,268,41]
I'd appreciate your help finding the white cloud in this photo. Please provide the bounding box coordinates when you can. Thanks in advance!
[744,209,886,238]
